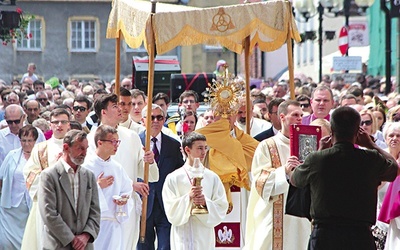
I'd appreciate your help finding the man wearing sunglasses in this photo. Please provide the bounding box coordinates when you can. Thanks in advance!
[0,104,45,166]
[296,94,312,116]
[35,91,49,108]
[72,96,92,133]
[138,104,184,250]
[88,93,158,250]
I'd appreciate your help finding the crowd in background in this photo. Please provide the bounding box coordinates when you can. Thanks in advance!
[0,60,400,250]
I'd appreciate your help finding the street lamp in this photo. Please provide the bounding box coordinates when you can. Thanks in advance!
[294,0,375,83]
[294,0,342,83]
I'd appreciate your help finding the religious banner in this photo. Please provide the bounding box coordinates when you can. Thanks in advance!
[215,186,242,249]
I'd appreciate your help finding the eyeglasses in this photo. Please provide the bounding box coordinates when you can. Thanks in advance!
[151,115,164,121]
[6,119,21,125]
[182,100,195,104]
[50,120,70,125]
[27,108,39,112]
[360,120,373,126]
[392,113,400,122]
[37,98,48,102]
[73,106,87,112]
[300,104,310,108]
[100,139,121,146]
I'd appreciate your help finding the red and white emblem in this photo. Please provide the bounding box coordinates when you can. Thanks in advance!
[338,26,349,55]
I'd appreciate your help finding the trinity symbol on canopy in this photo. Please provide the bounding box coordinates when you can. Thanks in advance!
[211,8,235,32]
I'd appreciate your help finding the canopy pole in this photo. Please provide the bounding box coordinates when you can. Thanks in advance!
[287,3,295,100]
[140,0,157,244]
[244,36,251,135]
[115,32,121,97]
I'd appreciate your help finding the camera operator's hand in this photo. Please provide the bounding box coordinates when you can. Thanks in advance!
[319,135,332,150]
[356,127,375,149]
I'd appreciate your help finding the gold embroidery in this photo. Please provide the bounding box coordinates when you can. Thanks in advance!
[210,8,235,32]
[26,141,48,191]
[266,138,284,250]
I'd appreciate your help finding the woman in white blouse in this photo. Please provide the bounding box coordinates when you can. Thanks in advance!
[0,125,38,249]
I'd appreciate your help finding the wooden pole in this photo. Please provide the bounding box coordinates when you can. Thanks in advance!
[244,36,251,135]
[140,0,156,243]
[287,4,295,100]
[115,33,121,97]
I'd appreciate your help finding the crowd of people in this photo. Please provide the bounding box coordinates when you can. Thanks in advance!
[0,61,399,250]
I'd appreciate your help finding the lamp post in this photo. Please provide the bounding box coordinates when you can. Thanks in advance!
[318,3,324,82]
[294,0,342,83]
[294,0,374,82]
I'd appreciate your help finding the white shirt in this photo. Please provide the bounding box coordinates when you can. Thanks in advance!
[11,154,27,207]
[0,127,45,166]
[61,159,80,211]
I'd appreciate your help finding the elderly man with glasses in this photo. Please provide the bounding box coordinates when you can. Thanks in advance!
[138,104,184,250]
[0,104,45,166]
[35,91,49,108]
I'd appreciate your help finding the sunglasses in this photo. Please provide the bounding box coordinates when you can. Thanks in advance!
[151,115,164,121]
[6,119,21,125]
[360,120,373,126]
[392,113,400,122]
[300,103,310,108]
[37,98,48,102]
[73,106,87,112]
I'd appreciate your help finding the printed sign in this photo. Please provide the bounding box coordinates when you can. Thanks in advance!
[348,22,369,47]
[332,56,362,71]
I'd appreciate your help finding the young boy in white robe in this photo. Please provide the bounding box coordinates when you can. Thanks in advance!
[162,132,228,250]
[83,125,133,250]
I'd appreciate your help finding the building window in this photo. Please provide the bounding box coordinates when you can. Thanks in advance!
[69,19,97,52]
[16,19,42,51]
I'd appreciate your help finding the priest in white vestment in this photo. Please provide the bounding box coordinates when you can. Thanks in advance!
[86,93,159,250]
[162,132,228,250]
[83,125,133,250]
[244,100,311,250]
[234,101,271,137]
[22,108,71,250]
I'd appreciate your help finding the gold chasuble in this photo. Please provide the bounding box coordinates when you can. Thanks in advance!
[196,118,259,210]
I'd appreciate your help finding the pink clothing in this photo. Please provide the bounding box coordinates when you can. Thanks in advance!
[302,114,330,125]
[44,130,52,140]
[378,175,400,223]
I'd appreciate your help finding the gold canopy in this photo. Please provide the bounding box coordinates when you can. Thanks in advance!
[106,0,301,55]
